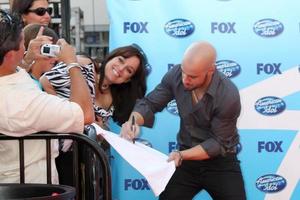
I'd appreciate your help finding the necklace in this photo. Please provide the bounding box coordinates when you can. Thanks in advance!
[192,90,199,104]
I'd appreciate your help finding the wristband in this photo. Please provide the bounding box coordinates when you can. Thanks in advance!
[21,58,35,71]
[66,63,82,73]
[173,150,183,165]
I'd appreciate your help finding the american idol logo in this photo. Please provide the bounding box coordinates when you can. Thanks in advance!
[253,19,284,37]
[216,60,241,78]
[166,99,179,115]
[255,96,286,116]
[164,19,195,38]
[256,174,287,193]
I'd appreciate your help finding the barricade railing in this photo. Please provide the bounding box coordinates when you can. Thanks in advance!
[0,131,112,200]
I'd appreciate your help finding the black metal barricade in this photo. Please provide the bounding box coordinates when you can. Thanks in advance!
[0,131,112,200]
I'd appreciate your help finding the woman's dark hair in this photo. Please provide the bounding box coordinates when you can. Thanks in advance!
[23,23,59,49]
[0,10,23,65]
[99,45,148,125]
[11,0,48,15]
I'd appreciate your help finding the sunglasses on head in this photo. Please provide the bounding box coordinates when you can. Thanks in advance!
[131,43,151,75]
[27,7,52,16]
[0,10,13,44]
[0,10,12,25]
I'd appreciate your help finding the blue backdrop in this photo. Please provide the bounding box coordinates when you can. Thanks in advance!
[106,0,300,199]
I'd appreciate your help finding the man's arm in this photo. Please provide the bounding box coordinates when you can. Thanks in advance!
[120,67,177,141]
[202,81,241,157]
[56,39,95,124]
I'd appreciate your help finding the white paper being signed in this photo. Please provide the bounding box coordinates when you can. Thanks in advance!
[92,123,176,196]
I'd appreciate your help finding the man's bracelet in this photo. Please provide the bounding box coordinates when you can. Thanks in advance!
[66,63,82,73]
[21,58,35,71]
[21,51,35,71]
[173,150,183,165]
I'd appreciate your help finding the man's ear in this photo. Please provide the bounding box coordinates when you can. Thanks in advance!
[21,14,27,24]
[209,63,216,73]
[4,50,21,66]
[3,50,14,62]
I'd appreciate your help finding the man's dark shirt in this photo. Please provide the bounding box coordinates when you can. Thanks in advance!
[134,65,241,157]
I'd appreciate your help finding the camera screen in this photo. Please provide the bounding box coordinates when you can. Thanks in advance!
[43,46,50,54]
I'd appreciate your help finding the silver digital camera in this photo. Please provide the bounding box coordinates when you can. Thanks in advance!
[40,44,60,57]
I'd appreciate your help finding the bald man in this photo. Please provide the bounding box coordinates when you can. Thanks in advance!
[121,41,246,200]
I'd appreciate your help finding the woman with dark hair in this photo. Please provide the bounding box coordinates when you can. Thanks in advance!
[12,0,54,75]
[11,0,51,26]
[97,45,147,126]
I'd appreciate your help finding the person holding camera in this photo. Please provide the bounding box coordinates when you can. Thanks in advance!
[22,23,59,89]
[0,10,94,184]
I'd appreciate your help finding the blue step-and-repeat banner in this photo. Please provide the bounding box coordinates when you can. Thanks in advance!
[106,0,300,199]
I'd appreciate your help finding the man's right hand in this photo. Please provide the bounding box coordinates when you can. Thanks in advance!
[56,39,77,64]
[24,26,53,68]
[120,119,140,141]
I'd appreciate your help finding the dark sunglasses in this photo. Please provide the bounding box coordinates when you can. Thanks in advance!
[0,10,12,25]
[27,7,52,16]
[0,10,13,44]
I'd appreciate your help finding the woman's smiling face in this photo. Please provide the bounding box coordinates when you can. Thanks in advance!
[104,55,140,84]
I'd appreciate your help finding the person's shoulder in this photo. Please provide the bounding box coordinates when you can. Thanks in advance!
[161,64,181,83]
[0,67,32,84]
[216,71,238,89]
[165,64,181,76]
[170,64,181,72]
[16,67,30,77]
[210,71,239,102]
